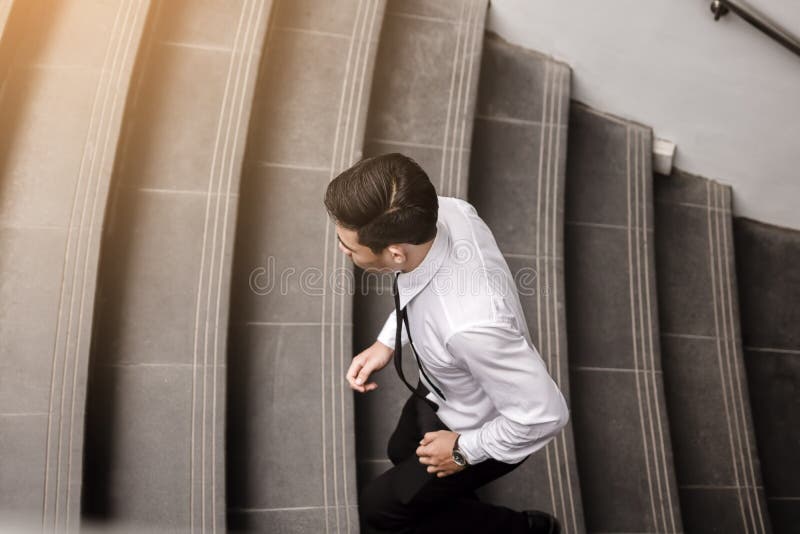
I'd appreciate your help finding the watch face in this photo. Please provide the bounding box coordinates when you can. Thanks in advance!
[452,450,467,466]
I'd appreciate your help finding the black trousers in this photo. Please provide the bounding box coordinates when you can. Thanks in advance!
[359,383,532,533]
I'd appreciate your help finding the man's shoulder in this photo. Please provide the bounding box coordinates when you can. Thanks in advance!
[431,196,522,336]
[436,196,483,237]
[437,195,476,214]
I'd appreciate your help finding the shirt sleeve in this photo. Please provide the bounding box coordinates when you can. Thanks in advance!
[446,319,570,465]
[376,308,409,349]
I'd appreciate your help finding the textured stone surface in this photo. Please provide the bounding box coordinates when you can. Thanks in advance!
[564,103,683,533]
[734,217,800,534]
[354,2,487,530]
[0,3,791,533]
[655,170,771,533]
[467,34,585,533]
[0,0,150,529]
[364,0,487,198]
[83,364,199,528]
[82,0,271,531]
[226,1,386,532]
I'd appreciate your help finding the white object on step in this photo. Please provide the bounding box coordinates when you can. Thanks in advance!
[653,137,676,176]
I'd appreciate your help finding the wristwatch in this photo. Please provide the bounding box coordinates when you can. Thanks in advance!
[452,434,468,467]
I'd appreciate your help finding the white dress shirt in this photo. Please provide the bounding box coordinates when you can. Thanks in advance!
[376,195,570,465]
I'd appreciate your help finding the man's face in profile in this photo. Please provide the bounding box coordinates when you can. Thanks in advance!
[335,224,395,272]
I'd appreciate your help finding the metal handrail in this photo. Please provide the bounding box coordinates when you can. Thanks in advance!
[710,0,800,58]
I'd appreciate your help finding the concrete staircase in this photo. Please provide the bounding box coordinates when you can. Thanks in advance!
[654,170,771,533]
[0,1,150,530]
[83,1,270,530]
[467,34,585,533]
[226,1,385,532]
[353,0,487,509]
[0,2,796,533]
[734,218,800,532]
[564,103,683,532]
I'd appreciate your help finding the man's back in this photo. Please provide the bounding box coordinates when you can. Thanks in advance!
[433,195,535,344]
[330,153,564,532]
[380,194,568,466]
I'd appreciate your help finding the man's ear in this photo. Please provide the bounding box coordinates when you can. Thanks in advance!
[386,244,406,264]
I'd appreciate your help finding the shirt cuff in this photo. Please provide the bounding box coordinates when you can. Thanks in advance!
[376,336,393,350]
[456,428,490,465]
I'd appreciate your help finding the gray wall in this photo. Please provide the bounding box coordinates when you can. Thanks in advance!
[488,0,800,231]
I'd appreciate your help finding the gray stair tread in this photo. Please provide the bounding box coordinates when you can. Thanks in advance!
[564,103,683,532]
[363,0,487,200]
[654,170,772,533]
[467,33,585,533]
[734,217,800,532]
[226,1,385,532]
[353,0,488,498]
[82,1,270,529]
[0,1,149,529]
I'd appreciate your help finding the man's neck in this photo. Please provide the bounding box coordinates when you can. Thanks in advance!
[400,231,436,273]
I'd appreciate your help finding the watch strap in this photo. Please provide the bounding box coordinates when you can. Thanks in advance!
[453,434,468,466]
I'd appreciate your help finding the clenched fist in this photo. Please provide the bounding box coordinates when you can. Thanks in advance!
[416,430,467,478]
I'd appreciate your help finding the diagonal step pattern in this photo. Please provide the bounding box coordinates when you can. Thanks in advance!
[564,103,683,533]
[226,1,386,531]
[734,217,800,532]
[467,34,585,534]
[83,1,271,530]
[0,1,149,529]
[354,0,488,496]
[654,170,771,533]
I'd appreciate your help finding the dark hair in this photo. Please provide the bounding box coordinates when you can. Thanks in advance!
[324,153,439,254]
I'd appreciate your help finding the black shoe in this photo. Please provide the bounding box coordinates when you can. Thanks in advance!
[523,510,560,534]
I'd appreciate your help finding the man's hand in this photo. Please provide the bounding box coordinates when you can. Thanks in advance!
[346,340,394,393]
[416,430,467,478]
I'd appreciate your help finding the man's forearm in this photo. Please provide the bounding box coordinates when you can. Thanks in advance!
[457,404,569,465]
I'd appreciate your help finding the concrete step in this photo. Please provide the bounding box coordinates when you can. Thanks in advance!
[467,33,586,533]
[353,0,488,503]
[654,170,772,533]
[82,1,271,531]
[733,217,800,532]
[226,1,386,532]
[564,103,683,532]
[0,1,149,529]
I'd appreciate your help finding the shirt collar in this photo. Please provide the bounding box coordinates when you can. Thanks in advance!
[395,218,450,309]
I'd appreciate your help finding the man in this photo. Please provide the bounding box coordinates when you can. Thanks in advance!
[324,153,568,533]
